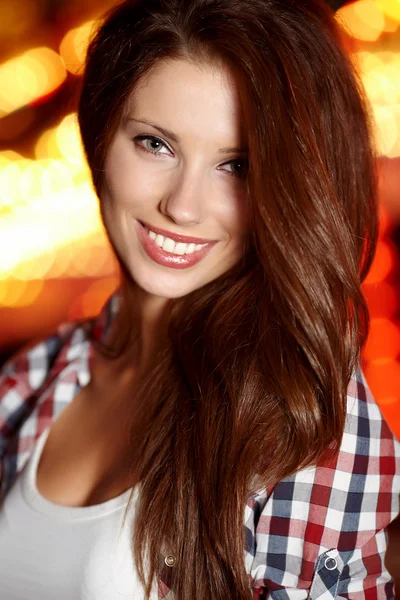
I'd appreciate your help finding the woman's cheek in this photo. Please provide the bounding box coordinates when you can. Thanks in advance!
[216,188,250,237]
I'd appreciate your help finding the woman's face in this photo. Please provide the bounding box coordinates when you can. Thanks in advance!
[102,58,250,299]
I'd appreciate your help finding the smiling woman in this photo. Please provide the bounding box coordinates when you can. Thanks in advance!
[101,59,249,297]
[0,1,399,600]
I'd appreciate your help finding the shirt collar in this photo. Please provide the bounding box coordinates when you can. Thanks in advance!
[76,286,123,388]
[91,286,122,344]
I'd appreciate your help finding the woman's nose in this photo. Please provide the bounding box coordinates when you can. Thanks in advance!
[159,169,206,227]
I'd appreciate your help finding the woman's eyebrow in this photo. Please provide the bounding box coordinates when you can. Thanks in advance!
[128,117,180,143]
[218,145,248,155]
[128,117,247,155]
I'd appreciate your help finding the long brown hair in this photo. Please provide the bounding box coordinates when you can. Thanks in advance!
[78,1,378,598]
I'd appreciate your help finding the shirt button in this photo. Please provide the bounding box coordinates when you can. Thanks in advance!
[164,555,177,567]
[325,557,338,571]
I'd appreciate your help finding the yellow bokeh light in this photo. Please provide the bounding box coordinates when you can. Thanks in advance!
[19,161,48,200]
[376,0,400,23]
[56,113,87,165]
[0,158,31,209]
[13,253,55,281]
[17,54,49,98]
[59,20,96,75]
[40,159,75,196]
[0,278,44,308]
[373,106,398,154]
[46,247,73,279]
[0,157,102,280]
[363,69,397,104]
[0,47,67,117]
[67,244,104,278]
[354,50,383,72]
[382,15,399,31]
[0,150,24,164]
[35,127,61,160]
[337,0,385,42]
[20,114,99,276]
[14,279,44,307]
[386,104,400,157]
[1,279,27,308]
[2,0,400,309]
[0,216,51,273]
[353,48,400,158]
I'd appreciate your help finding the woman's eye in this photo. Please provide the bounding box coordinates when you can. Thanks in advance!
[135,135,171,155]
[220,159,248,179]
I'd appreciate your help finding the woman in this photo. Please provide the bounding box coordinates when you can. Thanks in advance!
[0,0,399,598]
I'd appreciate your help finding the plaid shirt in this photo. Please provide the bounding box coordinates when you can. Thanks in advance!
[0,291,399,599]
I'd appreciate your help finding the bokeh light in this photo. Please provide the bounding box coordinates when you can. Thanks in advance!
[363,318,400,361]
[59,20,97,76]
[1,0,400,439]
[364,240,395,284]
[0,48,66,117]
[338,0,386,42]
[376,0,400,23]
[363,281,398,317]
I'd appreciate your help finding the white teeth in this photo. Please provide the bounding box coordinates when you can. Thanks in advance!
[146,228,209,255]
[174,242,187,255]
[162,237,176,253]
[155,234,164,246]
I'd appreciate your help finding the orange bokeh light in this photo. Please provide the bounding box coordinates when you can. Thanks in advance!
[364,358,400,398]
[364,358,400,438]
[378,201,391,238]
[364,240,395,284]
[67,276,119,321]
[363,281,398,318]
[363,318,400,361]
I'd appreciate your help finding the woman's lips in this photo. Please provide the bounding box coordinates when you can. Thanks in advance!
[135,220,217,270]
[139,220,214,245]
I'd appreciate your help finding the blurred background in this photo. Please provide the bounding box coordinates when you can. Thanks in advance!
[3,0,400,431]
[0,0,400,586]
[1,0,400,417]
[1,0,400,413]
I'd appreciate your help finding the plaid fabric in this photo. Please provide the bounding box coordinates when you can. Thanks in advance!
[0,292,399,599]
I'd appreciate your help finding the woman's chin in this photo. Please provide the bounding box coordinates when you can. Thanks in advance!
[126,270,202,300]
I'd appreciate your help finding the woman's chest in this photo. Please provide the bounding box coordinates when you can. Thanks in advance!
[36,377,137,508]
[0,462,154,599]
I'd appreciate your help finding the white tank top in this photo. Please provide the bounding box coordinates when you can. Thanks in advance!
[0,427,157,599]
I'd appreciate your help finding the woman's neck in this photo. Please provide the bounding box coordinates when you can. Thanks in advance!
[108,282,173,373]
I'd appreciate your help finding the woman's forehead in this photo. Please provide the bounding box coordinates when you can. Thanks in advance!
[125,58,246,149]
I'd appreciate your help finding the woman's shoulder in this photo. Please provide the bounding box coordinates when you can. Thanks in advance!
[0,289,120,401]
[248,366,400,520]
[0,317,92,397]
[344,366,400,466]
[245,367,400,598]
[0,317,94,490]
[0,290,121,499]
